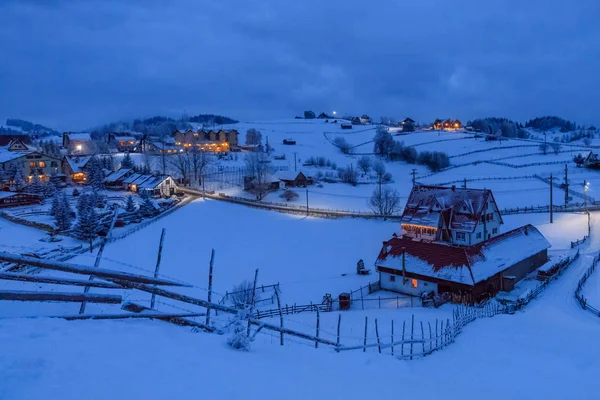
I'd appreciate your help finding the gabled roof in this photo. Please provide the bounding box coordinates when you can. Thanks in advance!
[376,224,550,285]
[402,117,415,124]
[0,149,32,163]
[104,168,134,183]
[65,133,92,142]
[277,171,306,181]
[64,156,92,173]
[401,185,503,233]
[138,175,172,189]
[0,135,31,146]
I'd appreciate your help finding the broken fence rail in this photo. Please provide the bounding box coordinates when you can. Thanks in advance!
[0,290,122,304]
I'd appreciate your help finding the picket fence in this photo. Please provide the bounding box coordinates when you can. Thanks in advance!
[575,254,600,317]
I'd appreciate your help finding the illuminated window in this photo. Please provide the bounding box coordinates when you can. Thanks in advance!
[29,161,36,168]
[38,161,46,168]
[411,279,418,288]
[76,144,82,151]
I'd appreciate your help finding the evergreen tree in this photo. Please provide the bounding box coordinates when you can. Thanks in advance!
[227,309,253,351]
[90,188,106,209]
[13,168,25,191]
[50,193,61,217]
[86,156,105,190]
[138,194,156,218]
[121,152,135,169]
[75,207,100,251]
[77,193,91,215]
[54,193,74,232]
[26,174,45,195]
[102,156,114,171]
[125,195,137,213]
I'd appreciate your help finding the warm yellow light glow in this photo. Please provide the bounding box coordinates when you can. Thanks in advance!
[76,144,82,151]
[411,279,418,288]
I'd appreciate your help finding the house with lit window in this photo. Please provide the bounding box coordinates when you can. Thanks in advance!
[122,173,177,198]
[108,133,138,152]
[0,139,61,189]
[374,185,551,304]
[63,132,93,154]
[62,155,92,183]
[172,129,239,152]
[433,119,462,130]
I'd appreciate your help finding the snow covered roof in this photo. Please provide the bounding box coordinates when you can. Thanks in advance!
[0,149,32,163]
[401,185,503,233]
[64,156,91,173]
[104,168,133,183]
[138,175,171,189]
[65,133,91,142]
[277,171,306,181]
[375,224,550,286]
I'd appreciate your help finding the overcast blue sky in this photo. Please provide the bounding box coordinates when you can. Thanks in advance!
[1,0,598,130]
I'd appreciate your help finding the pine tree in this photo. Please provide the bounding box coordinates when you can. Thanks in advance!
[86,156,105,190]
[26,174,45,195]
[50,193,61,217]
[54,193,73,232]
[13,168,25,191]
[125,195,137,213]
[90,188,106,209]
[77,193,91,215]
[75,206,100,251]
[139,194,156,218]
[121,152,135,169]
[227,309,253,351]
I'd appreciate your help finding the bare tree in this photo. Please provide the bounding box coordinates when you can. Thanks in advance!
[245,152,272,200]
[373,126,394,158]
[369,186,401,217]
[189,147,212,186]
[246,128,263,145]
[229,279,261,309]
[169,152,190,185]
[357,155,372,175]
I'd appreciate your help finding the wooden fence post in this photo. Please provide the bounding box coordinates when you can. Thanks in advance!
[428,322,432,352]
[375,318,381,354]
[247,268,259,337]
[315,307,320,348]
[336,314,342,347]
[401,320,406,356]
[150,228,167,310]
[363,316,368,353]
[391,320,395,356]
[361,288,364,310]
[420,321,425,354]
[274,287,284,346]
[410,314,414,360]
[205,248,215,327]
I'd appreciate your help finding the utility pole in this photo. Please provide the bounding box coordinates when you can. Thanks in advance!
[543,132,547,155]
[411,169,417,186]
[564,164,569,206]
[549,173,553,223]
[293,152,298,172]
[463,178,467,189]
[306,188,309,217]
[584,180,588,209]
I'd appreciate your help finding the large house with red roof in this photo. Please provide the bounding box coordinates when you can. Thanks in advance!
[375,185,551,304]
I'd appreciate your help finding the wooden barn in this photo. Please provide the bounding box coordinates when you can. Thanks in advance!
[375,225,550,304]
[0,192,43,208]
[278,171,312,188]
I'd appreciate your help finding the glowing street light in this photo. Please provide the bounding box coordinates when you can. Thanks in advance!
[332,111,337,116]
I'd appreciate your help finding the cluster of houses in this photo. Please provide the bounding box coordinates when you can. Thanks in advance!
[0,138,178,207]
[433,119,462,130]
[374,185,551,304]
[243,171,312,193]
[62,129,240,156]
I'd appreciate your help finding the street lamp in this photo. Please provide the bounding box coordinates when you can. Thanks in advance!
[332,111,337,116]
[584,180,590,208]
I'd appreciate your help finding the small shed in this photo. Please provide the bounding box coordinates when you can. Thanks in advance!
[283,139,296,145]
[341,123,352,130]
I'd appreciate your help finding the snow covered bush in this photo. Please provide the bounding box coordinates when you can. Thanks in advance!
[125,195,137,213]
[227,309,253,351]
[333,137,351,154]
[337,165,358,185]
[279,190,299,202]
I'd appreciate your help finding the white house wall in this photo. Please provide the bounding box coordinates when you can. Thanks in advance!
[380,271,438,296]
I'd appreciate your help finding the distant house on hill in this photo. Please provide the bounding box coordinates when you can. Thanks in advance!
[172,129,239,152]
[583,151,600,169]
[400,117,416,132]
[318,112,332,119]
[63,132,92,154]
[433,119,461,130]
[278,171,312,188]
[373,185,551,304]
[341,122,352,130]
[109,134,138,152]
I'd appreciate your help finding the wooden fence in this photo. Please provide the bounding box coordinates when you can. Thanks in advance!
[575,253,600,317]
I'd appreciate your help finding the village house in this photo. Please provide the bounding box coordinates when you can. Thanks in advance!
[433,119,462,130]
[104,168,135,189]
[108,134,138,152]
[62,155,92,183]
[278,171,312,188]
[122,173,177,197]
[62,132,92,154]
[374,185,551,304]
[243,174,282,193]
[583,151,600,169]
[172,129,239,152]
[0,139,61,188]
